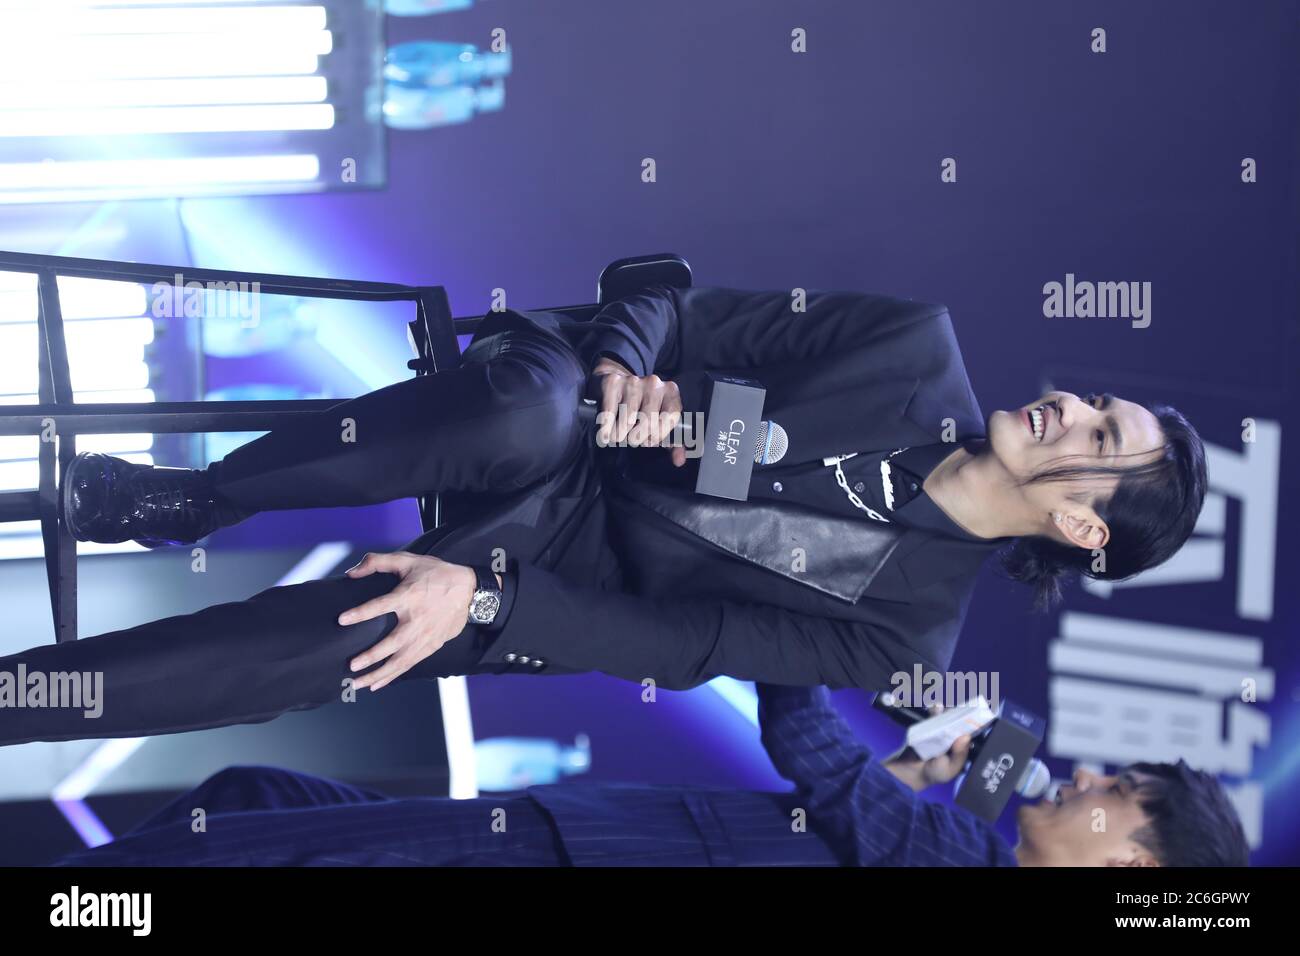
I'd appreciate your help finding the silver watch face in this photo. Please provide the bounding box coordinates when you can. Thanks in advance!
[470,590,501,624]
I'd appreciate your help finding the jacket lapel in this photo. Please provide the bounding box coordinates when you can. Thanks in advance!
[772,377,930,463]
[612,477,904,603]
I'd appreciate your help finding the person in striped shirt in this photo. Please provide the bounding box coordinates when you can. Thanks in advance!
[52,684,1250,868]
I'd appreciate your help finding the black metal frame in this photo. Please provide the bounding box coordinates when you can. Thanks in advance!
[0,249,690,645]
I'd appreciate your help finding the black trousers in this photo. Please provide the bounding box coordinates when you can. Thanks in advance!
[0,319,590,746]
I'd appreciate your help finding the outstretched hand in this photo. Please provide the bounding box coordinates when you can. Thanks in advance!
[339,551,477,692]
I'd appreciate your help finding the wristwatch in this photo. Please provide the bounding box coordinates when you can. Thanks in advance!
[467,565,503,626]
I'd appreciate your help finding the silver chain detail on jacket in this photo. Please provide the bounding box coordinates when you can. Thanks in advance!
[824,448,907,523]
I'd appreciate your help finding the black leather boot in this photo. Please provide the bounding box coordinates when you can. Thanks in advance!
[62,452,245,548]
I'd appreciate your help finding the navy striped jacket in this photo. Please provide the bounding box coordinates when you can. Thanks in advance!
[56,686,1019,867]
[528,684,1019,866]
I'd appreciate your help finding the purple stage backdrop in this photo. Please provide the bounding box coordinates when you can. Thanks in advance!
[3,0,1293,864]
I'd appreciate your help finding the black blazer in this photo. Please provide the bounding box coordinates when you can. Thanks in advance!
[415,285,1003,691]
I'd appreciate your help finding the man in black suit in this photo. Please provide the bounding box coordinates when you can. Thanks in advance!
[0,285,1206,744]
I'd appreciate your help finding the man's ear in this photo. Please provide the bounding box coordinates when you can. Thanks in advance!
[1055,509,1109,551]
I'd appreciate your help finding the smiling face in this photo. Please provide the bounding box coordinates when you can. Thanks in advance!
[985,391,1167,548]
[1016,768,1160,866]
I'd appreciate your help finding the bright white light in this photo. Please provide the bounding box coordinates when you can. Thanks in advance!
[51,738,150,802]
[0,313,152,393]
[0,330,33,384]
[0,103,336,137]
[0,29,334,65]
[73,388,157,404]
[0,0,292,7]
[273,541,354,585]
[0,270,34,292]
[0,278,147,324]
[0,76,329,110]
[71,433,154,454]
[0,325,150,371]
[0,1,343,203]
[20,0,289,5]
[706,677,760,726]
[0,155,322,205]
[74,362,151,393]
[69,347,152,382]
[63,316,155,346]
[440,677,479,799]
[7,4,328,35]
[59,280,149,319]
[0,389,158,404]
[0,436,36,461]
[3,361,150,396]
[0,45,322,80]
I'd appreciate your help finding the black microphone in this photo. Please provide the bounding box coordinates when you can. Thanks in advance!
[952,700,1049,822]
[872,691,1053,821]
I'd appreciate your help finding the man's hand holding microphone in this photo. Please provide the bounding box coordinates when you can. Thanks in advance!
[882,704,975,792]
[589,356,688,468]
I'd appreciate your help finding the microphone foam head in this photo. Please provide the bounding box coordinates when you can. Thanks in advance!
[1016,759,1051,798]
[755,420,788,464]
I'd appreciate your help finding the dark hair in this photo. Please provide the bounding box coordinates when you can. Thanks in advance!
[1000,403,1207,610]
[1125,760,1250,867]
